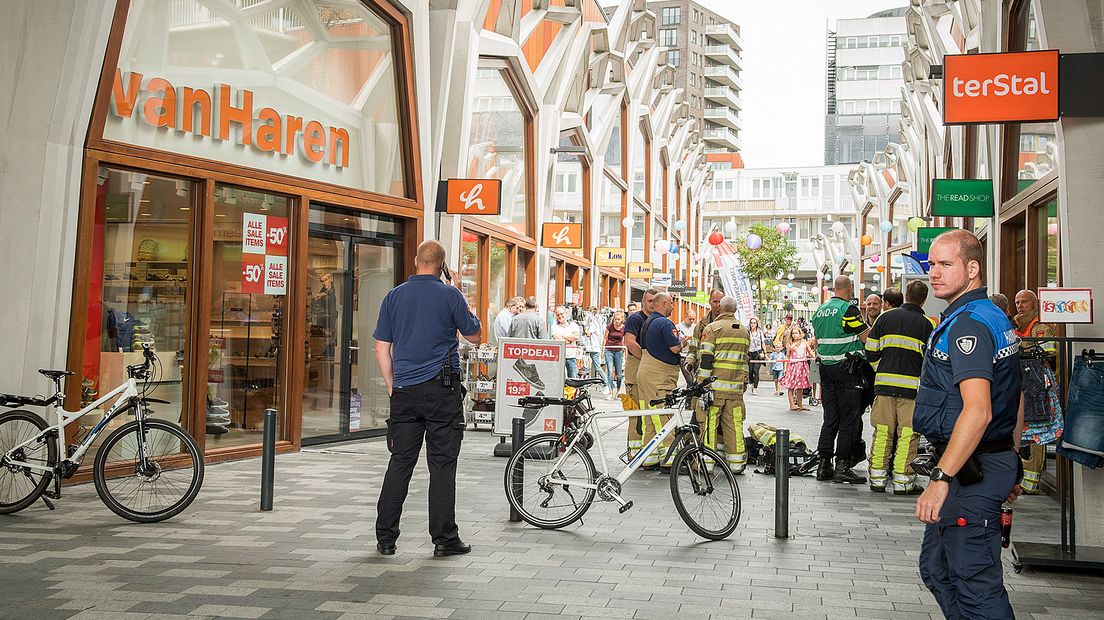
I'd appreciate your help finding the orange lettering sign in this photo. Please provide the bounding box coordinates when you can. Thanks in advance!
[541,223,583,249]
[108,70,352,168]
[446,179,502,215]
[944,51,1059,124]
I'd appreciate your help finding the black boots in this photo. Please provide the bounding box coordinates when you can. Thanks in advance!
[816,457,835,481]
[833,459,867,485]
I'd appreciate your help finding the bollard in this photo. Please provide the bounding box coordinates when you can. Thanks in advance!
[510,417,525,522]
[775,428,789,539]
[260,408,277,511]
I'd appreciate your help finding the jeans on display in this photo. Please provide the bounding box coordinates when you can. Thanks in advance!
[1058,359,1104,469]
[586,351,608,385]
[565,357,578,379]
[604,350,624,391]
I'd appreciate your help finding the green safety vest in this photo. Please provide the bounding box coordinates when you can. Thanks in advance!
[811,297,865,365]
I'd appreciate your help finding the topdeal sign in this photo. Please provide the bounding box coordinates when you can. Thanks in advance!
[944,50,1059,124]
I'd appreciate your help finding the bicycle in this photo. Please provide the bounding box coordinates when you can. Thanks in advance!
[0,345,204,522]
[503,376,741,540]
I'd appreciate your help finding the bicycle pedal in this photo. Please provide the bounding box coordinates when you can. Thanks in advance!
[618,501,634,514]
[59,461,80,479]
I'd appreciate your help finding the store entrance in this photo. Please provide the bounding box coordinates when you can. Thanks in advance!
[302,205,402,445]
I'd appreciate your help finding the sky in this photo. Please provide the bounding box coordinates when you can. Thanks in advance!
[602,0,907,168]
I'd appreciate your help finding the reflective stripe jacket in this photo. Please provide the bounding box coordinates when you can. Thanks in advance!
[864,303,936,399]
[684,310,717,371]
[695,312,749,398]
[811,297,866,365]
[1014,312,1057,354]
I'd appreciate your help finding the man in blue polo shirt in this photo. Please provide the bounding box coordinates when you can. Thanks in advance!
[373,240,481,558]
[636,292,689,467]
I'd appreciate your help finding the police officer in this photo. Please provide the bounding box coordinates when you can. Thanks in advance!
[914,230,1023,618]
[695,296,750,473]
[373,240,482,558]
[811,275,870,484]
[864,283,935,494]
[636,292,688,467]
[623,288,657,457]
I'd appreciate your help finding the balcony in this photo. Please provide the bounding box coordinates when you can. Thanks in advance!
[703,126,741,150]
[704,86,741,109]
[704,106,740,130]
[705,64,742,89]
[703,44,742,70]
[706,24,744,52]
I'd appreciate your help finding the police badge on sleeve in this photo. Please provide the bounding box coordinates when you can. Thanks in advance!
[956,336,977,355]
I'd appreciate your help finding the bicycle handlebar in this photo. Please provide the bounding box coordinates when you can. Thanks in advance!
[126,344,157,380]
[648,376,717,407]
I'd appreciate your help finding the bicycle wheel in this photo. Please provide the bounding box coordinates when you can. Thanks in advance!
[93,419,204,523]
[669,445,741,540]
[0,410,57,514]
[504,432,596,529]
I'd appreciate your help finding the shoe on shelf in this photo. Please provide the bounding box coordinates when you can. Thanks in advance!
[433,540,471,557]
[377,543,396,556]
[207,396,229,408]
[205,424,229,435]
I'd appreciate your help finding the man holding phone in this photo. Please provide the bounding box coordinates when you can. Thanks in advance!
[373,240,481,558]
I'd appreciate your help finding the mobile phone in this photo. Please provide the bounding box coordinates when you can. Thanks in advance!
[441,263,452,282]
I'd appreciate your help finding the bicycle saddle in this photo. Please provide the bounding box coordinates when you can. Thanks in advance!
[38,369,74,380]
[564,377,605,388]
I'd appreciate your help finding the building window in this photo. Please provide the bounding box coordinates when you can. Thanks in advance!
[468,67,531,236]
[662,6,681,26]
[659,29,678,47]
[668,50,681,67]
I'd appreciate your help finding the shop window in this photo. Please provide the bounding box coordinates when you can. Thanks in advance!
[516,250,532,298]
[105,0,408,196]
[632,125,646,198]
[489,241,508,336]
[81,167,196,456]
[605,109,623,177]
[599,174,623,247]
[207,186,291,448]
[461,231,481,315]
[468,67,530,236]
[1038,198,1060,288]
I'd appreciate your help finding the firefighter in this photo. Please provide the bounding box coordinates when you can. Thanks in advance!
[622,289,657,459]
[864,283,935,494]
[1013,288,1057,494]
[695,296,750,473]
[636,292,688,467]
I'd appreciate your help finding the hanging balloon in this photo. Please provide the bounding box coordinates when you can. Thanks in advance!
[674,220,687,231]
[823,285,830,292]
[776,222,791,234]
[745,233,763,250]
[879,221,894,233]
[622,216,634,229]
[724,220,738,234]
[670,252,680,262]
[708,231,724,246]
[669,241,679,254]
[654,239,668,254]
[787,273,795,280]
[870,254,880,263]
[876,265,885,273]
[1047,222,1059,236]
[907,217,924,232]
[860,234,873,247]
[787,282,794,288]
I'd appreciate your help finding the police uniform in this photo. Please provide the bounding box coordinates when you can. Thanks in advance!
[695,313,750,472]
[622,310,648,457]
[914,287,1021,618]
[372,274,481,549]
[636,312,682,466]
[811,296,869,480]
[864,303,935,493]
[1013,311,1056,494]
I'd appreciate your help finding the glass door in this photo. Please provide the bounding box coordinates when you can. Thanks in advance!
[303,205,401,444]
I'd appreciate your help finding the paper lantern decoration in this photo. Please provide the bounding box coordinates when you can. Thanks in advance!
[823,285,830,292]
[674,220,687,231]
[670,252,680,262]
[876,265,885,273]
[622,216,635,229]
[708,231,724,246]
[786,273,795,280]
[1047,223,1059,236]
[745,233,763,250]
[787,282,794,288]
[858,283,866,290]
[654,239,669,254]
[776,222,791,234]
[860,234,873,247]
[880,221,894,233]
[871,254,880,263]
[724,221,738,234]
[907,217,924,232]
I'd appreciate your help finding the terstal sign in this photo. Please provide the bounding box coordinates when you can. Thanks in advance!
[943,51,1059,124]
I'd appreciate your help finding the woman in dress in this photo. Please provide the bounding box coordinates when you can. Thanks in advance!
[781,325,811,411]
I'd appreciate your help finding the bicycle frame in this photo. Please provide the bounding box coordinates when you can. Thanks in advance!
[2,377,143,475]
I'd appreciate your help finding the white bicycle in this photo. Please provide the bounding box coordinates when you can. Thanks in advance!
[0,345,203,522]
[503,376,742,540]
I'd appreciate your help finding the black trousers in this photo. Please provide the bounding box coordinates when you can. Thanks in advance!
[747,351,762,389]
[817,362,865,462]
[376,378,464,546]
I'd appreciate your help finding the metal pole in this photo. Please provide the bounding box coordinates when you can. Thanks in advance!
[775,428,789,539]
[510,417,525,522]
[260,408,277,511]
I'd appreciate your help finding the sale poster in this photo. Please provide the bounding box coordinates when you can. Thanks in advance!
[241,213,288,295]
[494,339,566,437]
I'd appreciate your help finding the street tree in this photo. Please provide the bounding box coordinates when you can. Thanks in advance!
[734,223,801,316]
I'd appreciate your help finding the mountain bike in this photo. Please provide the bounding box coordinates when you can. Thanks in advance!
[0,345,203,522]
[503,376,741,540]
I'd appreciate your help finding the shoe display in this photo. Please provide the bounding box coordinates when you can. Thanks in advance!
[205,423,228,435]
[433,540,471,557]
[513,358,545,390]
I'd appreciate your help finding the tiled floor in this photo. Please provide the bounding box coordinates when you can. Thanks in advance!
[2,387,1102,619]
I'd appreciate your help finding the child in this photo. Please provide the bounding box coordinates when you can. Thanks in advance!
[769,347,786,396]
[781,326,812,411]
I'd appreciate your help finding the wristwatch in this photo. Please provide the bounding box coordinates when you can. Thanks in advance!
[930,467,954,484]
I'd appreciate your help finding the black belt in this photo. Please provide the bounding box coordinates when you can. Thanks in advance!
[933,437,1014,457]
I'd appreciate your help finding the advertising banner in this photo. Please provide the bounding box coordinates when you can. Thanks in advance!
[595,247,628,267]
[1039,288,1094,324]
[944,50,1059,124]
[650,272,672,287]
[494,339,566,437]
[917,227,958,253]
[932,179,995,217]
[712,241,755,324]
[241,213,288,295]
[628,262,653,280]
[541,223,583,249]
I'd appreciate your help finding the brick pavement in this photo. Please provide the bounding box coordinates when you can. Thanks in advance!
[1,388,1102,619]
